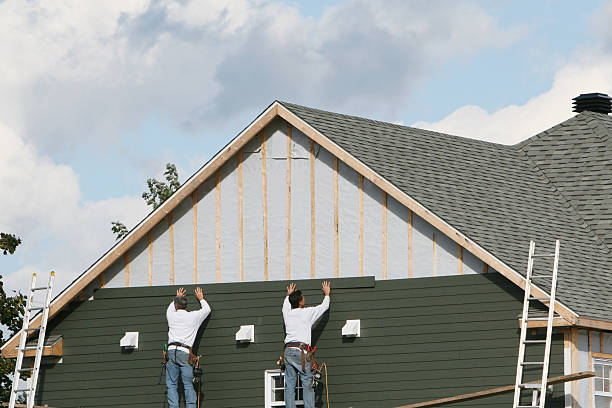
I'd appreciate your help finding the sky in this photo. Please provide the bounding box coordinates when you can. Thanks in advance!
[1,0,612,301]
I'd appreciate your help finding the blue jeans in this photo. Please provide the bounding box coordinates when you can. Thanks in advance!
[284,348,315,408]
[166,349,197,408]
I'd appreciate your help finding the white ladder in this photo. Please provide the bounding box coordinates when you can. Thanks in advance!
[513,240,560,408]
[9,272,55,408]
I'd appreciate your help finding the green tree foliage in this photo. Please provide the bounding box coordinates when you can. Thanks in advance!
[0,234,25,402]
[0,233,21,255]
[111,163,180,240]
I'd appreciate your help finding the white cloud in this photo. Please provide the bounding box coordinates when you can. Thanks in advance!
[0,122,148,295]
[413,56,612,144]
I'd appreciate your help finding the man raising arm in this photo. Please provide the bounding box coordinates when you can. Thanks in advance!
[166,287,211,408]
[282,281,331,408]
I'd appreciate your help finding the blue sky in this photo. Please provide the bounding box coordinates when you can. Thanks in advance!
[1,0,612,295]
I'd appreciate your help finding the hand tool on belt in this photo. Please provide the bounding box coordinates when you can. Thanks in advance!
[168,341,197,365]
[283,341,309,372]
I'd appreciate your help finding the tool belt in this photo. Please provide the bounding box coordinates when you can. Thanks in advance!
[168,342,197,366]
[281,342,310,372]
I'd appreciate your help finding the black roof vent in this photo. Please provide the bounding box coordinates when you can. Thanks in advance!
[572,92,611,114]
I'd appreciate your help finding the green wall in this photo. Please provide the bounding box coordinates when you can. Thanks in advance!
[37,273,564,407]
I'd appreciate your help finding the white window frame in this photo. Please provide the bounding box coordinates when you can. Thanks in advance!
[264,369,304,408]
[593,357,612,407]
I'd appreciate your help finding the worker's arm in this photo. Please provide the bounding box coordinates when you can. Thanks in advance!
[194,287,211,324]
[283,283,296,317]
[308,281,331,325]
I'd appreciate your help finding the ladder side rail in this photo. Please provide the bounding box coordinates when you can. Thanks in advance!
[28,272,54,408]
[9,274,37,408]
[539,240,560,408]
[513,241,536,408]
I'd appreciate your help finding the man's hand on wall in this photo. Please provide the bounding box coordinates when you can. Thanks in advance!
[176,288,187,297]
[287,283,296,296]
[322,281,331,296]
[195,287,204,301]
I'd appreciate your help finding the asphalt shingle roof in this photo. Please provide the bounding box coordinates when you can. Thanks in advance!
[280,102,612,321]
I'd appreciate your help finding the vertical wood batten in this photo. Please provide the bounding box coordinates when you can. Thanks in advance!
[169,212,174,285]
[286,124,292,280]
[148,231,152,286]
[458,244,463,275]
[216,171,221,283]
[432,232,437,277]
[124,250,130,287]
[334,156,339,278]
[261,131,269,281]
[359,175,364,277]
[193,191,198,284]
[99,273,105,288]
[408,210,413,278]
[571,327,579,407]
[382,192,387,280]
[588,330,593,408]
[483,262,488,274]
[601,332,605,353]
[310,139,316,278]
[238,151,244,282]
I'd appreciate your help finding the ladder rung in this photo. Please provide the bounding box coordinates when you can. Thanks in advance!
[18,368,34,373]
[532,253,555,258]
[530,275,554,278]
[32,286,50,291]
[525,317,549,321]
[520,383,543,389]
[28,307,44,312]
[517,406,539,408]
[15,387,32,392]
[24,327,41,331]
[21,346,38,351]
[521,361,545,365]
[523,340,547,344]
[528,296,550,300]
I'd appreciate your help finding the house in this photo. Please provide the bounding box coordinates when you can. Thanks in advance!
[2,94,612,408]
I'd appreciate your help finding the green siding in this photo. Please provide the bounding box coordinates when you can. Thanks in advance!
[37,274,564,407]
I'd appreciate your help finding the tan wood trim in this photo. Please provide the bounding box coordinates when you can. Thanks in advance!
[592,351,612,359]
[382,192,388,280]
[589,330,593,408]
[215,171,221,283]
[148,231,152,286]
[395,371,595,408]
[4,338,63,359]
[565,329,570,350]
[2,104,281,356]
[573,318,612,332]
[286,124,292,280]
[334,156,339,278]
[359,174,364,277]
[193,190,198,284]
[572,328,579,407]
[261,130,269,281]
[276,103,579,324]
[310,139,316,279]
[124,250,130,287]
[432,232,437,277]
[601,332,605,353]
[408,210,413,278]
[458,244,463,275]
[238,151,244,282]
[520,316,572,328]
[169,212,174,285]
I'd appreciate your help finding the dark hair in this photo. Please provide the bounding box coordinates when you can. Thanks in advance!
[174,296,187,310]
[289,290,303,309]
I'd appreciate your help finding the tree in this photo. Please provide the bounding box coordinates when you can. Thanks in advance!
[0,234,25,402]
[111,163,180,240]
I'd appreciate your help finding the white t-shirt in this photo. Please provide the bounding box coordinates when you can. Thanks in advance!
[282,295,330,345]
[166,299,211,349]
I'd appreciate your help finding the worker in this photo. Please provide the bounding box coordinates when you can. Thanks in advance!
[166,287,211,408]
[282,281,331,408]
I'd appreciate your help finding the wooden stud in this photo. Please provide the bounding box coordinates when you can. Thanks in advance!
[216,170,221,283]
[408,209,413,278]
[483,262,488,274]
[458,244,463,275]
[169,212,174,285]
[593,351,612,359]
[571,328,579,407]
[432,232,437,277]
[310,139,316,279]
[286,124,292,280]
[99,273,105,289]
[359,174,364,277]
[334,156,339,278]
[382,192,388,280]
[148,231,153,286]
[124,250,130,287]
[238,151,244,282]
[193,190,198,284]
[588,330,593,408]
[261,131,269,281]
[601,332,604,353]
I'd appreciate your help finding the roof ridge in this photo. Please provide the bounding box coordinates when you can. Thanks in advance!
[278,101,511,149]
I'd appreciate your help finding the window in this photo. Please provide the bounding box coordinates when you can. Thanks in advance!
[264,369,304,408]
[594,358,612,408]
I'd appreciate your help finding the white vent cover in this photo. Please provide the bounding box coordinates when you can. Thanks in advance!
[342,320,361,337]
[120,332,139,350]
[235,325,255,343]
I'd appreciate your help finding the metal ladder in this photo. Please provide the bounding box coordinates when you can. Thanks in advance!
[9,272,55,408]
[513,240,560,408]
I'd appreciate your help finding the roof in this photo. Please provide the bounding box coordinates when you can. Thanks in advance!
[279,102,612,321]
